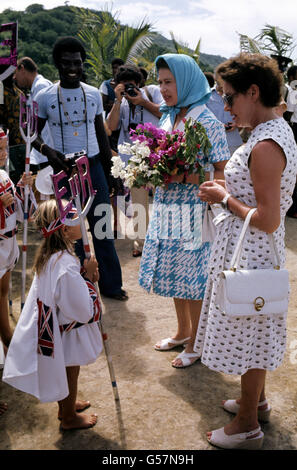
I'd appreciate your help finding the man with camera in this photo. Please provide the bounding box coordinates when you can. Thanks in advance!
[107,65,162,163]
[107,65,163,256]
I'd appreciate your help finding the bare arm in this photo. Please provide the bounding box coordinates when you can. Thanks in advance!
[127,89,162,118]
[32,117,69,173]
[198,140,286,233]
[106,83,124,131]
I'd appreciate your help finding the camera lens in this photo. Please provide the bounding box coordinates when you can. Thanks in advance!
[125,83,138,97]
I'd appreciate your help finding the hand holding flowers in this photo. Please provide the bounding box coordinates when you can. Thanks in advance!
[111,118,212,189]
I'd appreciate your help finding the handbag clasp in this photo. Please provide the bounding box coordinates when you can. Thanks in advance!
[254,296,265,312]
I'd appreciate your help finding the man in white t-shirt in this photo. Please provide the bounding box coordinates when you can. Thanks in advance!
[13,57,52,171]
[32,36,128,300]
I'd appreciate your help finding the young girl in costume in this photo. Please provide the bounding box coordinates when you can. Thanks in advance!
[3,199,103,430]
[0,128,34,416]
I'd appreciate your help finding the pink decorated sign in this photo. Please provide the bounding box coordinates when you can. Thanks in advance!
[0,22,17,67]
[51,155,96,224]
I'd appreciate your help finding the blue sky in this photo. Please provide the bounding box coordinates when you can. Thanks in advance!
[1,0,297,60]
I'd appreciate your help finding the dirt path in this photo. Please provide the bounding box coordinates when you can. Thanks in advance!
[0,218,296,450]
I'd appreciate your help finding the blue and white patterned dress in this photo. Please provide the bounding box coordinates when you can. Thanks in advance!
[138,105,230,299]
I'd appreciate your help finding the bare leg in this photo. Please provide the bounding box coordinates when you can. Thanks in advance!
[172,299,202,367]
[208,369,266,439]
[0,271,13,348]
[59,366,97,430]
[154,298,191,349]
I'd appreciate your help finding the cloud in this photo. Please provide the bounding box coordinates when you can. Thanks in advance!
[1,0,297,60]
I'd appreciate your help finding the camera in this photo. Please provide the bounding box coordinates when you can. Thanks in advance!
[225,122,233,131]
[124,83,139,97]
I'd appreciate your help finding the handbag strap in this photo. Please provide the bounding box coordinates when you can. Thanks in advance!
[230,208,281,269]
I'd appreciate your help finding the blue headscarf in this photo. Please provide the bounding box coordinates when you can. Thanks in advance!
[155,53,211,126]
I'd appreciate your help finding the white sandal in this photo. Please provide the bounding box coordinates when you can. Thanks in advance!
[223,399,271,423]
[207,426,264,450]
[171,350,200,368]
[154,337,191,351]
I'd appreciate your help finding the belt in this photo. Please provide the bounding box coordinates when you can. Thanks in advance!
[88,154,100,167]
[0,227,18,240]
[30,162,50,174]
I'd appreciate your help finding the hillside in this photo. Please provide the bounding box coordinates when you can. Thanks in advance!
[0,3,226,83]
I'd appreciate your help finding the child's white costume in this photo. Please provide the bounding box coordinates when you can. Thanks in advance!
[3,251,102,403]
[0,168,36,360]
[0,169,36,278]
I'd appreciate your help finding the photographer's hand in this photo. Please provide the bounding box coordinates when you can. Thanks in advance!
[114,83,125,102]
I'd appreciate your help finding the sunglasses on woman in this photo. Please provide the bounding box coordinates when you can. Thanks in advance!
[222,92,238,107]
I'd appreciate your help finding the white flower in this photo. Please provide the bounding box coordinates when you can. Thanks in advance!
[118,143,133,155]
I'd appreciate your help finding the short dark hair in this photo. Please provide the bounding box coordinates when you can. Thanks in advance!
[287,65,297,82]
[139,67,148,81]
[204,72,214,88]
[111,58,124,67]
[115,64,142,85]
[52,36,86,66]
[216,53,283,108]
[17,57,38,73]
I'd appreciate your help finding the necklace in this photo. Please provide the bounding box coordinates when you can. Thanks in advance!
[57,83,89,155]
[58,84,87,135]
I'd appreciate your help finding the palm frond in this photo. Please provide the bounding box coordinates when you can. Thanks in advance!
[237,32,264,54]
[256,24,295,56]
[114,19,155,63]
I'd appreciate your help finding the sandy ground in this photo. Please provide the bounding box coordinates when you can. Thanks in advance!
[0,216,296,451]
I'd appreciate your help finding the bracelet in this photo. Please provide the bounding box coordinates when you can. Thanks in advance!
[40,143,46,155]
[221,193,231,209]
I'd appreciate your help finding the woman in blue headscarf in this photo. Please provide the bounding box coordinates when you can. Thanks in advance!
[139,54,230,368]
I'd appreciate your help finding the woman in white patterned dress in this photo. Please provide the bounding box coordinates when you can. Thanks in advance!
[195,54,297,449]
[138,54,229,368]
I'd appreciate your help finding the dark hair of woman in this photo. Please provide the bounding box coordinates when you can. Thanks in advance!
[155,57,170,70]
[216,53,283,108]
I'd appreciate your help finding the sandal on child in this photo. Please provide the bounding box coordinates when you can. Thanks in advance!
[223,399,271,423]
[207,426,264,450]
[171,350,200,368]
[154,337,191,351]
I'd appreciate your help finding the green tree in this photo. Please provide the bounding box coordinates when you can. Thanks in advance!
[169,31,201,65]
[238,24,295,58]
[74,5,155,85]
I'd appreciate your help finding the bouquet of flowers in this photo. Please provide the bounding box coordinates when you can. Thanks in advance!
[111,118,212,189]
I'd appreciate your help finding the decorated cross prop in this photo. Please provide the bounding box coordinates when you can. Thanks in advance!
[19,94,38,148]
[0,22,18,104]
[19,93,38,311]
[51,155,96,257]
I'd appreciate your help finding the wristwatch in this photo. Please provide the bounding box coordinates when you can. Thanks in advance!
[221,193,231,209]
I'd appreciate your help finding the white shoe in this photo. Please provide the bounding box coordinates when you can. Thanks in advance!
[207,426,264,450]
[223,399,271,423]
[154,337,190,351]
[171,350,200,368]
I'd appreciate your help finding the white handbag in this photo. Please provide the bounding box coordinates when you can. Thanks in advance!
[216,208,289,317]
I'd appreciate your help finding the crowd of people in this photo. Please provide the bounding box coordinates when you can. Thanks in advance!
[0,33,297,450]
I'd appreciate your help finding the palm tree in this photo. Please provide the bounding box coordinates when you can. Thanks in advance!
[73,5,155,84]
[238,24,295,58]
[256,24,295,57]
[169,31,201,64]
